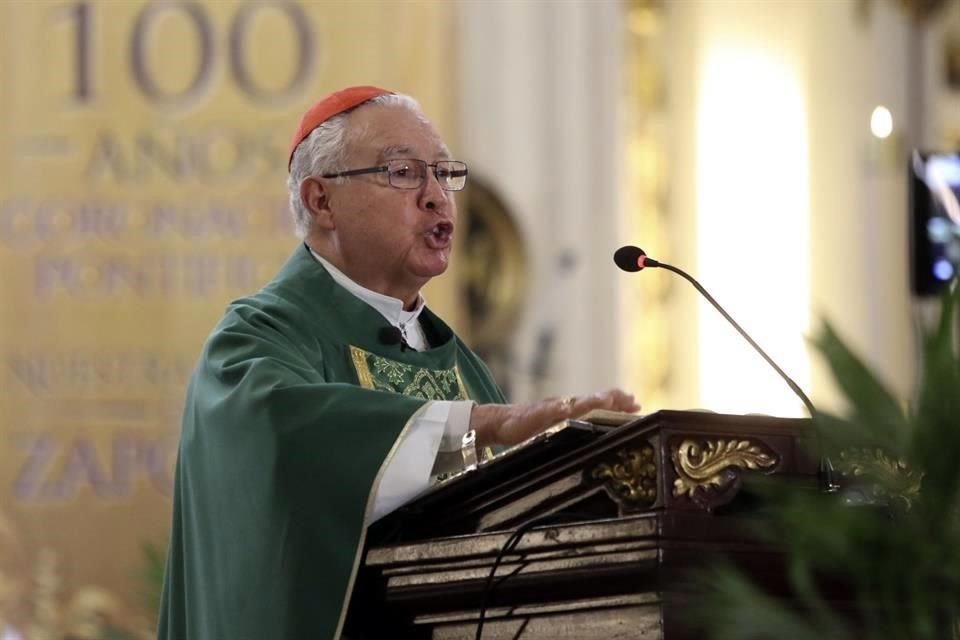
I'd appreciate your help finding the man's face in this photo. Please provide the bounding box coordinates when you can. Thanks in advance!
[320,104,457,302]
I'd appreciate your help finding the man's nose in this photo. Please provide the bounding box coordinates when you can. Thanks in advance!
[419,169,450,213]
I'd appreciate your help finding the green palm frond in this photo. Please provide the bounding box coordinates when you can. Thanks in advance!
[698,283,960,640]
[135,540,167,619]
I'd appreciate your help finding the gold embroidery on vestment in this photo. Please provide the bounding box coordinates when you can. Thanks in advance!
[350,345,375,389]
[348,345,470,401]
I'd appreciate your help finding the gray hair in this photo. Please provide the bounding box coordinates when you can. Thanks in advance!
[286,92,424,238]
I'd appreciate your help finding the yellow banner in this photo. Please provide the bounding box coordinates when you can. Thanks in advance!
[0,1,455,637]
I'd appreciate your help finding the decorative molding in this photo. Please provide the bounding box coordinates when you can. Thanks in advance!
[592,445,658,510]
[857,0,952,24]
[671,438,777,498]
[836,447,923,509]
[461,177,528,352]
[623,0,670,409]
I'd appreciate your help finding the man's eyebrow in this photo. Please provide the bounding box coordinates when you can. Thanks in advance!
[378,145,413,162]
[377,144,453,162]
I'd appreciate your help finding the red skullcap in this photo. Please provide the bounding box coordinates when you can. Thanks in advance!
[287,85,394,170]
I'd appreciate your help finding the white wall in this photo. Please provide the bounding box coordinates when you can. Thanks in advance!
[457,0,945,413]
[663,0,926,414]
[457,0,624,402]
[805,0,920,409]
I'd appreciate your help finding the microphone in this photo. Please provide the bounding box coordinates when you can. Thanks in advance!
[378,326,410,351]
[614,245,662,272]
[614,245,836,491]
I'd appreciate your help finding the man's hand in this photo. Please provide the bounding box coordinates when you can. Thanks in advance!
[470,389,640,448]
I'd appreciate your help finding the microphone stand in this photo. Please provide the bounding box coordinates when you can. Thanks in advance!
[641,255,838,493]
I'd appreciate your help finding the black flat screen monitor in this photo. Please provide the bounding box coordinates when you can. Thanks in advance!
[909,151,960,296]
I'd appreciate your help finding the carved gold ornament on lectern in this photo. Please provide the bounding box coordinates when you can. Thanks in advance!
[592,445,658,508]
[836,447,923,509]
[672,439,777,498]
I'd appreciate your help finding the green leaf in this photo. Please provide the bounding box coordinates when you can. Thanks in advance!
[911,282,960,512]
[811,321,909,450]
[134,540,167,619]
[697,284,960,640]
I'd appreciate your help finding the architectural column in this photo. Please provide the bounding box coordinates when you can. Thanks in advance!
[457,0,624,401]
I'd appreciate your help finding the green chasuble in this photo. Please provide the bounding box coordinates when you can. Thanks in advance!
[157,245,505,640]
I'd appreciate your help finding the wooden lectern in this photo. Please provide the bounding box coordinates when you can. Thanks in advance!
[350,410,820,639]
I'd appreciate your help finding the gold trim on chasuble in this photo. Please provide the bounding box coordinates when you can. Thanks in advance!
[349,345,471,401]
[336,347,473,638]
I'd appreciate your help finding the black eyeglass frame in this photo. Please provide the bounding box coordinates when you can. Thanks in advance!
[320,159,469,191]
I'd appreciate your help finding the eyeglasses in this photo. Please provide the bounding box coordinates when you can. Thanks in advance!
[321,159,468,191]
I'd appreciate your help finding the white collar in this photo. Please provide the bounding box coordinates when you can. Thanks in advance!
[308,247,426,330]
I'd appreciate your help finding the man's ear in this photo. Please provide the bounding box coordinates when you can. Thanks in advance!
[300,176,335,230]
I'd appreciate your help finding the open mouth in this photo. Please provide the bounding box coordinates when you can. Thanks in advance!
[427,221,454,247]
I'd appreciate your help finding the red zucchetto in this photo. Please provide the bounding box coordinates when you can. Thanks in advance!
[288,85,394,170]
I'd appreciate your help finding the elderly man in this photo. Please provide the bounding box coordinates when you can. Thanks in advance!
[157,86,638,640]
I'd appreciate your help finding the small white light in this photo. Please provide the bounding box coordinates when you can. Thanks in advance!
[870,106,893,139]
[928,217,952,242]
[933,258,955,281]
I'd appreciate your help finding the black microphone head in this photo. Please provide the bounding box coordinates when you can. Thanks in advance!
[378,326,403,346]
[614,245,647,272]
